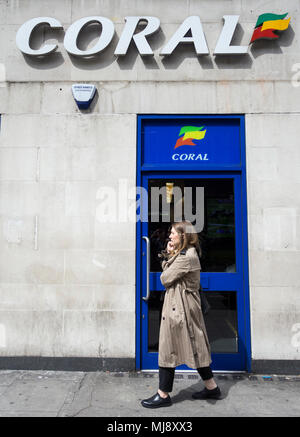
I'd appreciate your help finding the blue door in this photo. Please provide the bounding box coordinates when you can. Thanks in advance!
[136,116,251,372]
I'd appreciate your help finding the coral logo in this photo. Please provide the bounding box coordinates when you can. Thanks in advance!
[174,126,207,149]
[250,12,291,44]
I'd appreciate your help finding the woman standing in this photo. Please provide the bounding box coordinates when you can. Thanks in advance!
[141,221,221,409]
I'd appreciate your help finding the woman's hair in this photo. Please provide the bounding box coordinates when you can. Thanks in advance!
[169,220,201,258]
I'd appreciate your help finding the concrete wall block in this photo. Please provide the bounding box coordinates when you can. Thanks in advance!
[100,310,135,358]
[277,147,300,183]
[39,215,94,250]
[94,156,136,182]
[0,2,7,25]
[6,52,71,83]
[248,207,300,252]
[250,286,300,314]
[94,284,135,312]
[263,207,298,251]
[93,173,136,247]
[3,0,72,24]
[40,145,134,182]
[41,83,78,115]
[62,310,102,357]
[0,25,18,61]
[62,309,135,357]
[240,0,299,22]
[274,81,300,113]
[0,182,39,216]
[247,208,299,253]
[246,116,300,185]
[0,310,63,356]
[7,83,42,114]
[94,130,137,178]
[37,115,75,148]
[0,182,64,218]
[0,216,36,250]
[65,181,97,217]
[0,247,64,284]
[66,147,98,181]
[248,180,300,212]
[249,250,300,287]
[109,81,217,114]
[251,310,300,360]
[64,115,99,147]
[108,80,283,114]
[93,114,137,149]
[0,114,123,149]
[64,249,135,285]
[0,283,95,311]
[189,0,242,20]
[0,114,72,147]
[0,147,38,181]
[39,147,67,181]
[71,0,189,24]
[94,221,135,251]
[246,147,279,182]
[247,213,264,252]
[216,81,274,114]
[297,215,300,251]
[0,85,8,113]
[0,115,38,147]
[39,182,65,219]
[246,114,300,148]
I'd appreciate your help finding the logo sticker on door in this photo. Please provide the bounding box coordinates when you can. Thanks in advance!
[174,126,207,149]
[172,125,208,161]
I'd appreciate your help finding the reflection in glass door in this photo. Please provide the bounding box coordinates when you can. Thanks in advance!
[140,174,248,371]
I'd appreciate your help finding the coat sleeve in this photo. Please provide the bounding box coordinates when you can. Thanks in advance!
[160,255,191,288]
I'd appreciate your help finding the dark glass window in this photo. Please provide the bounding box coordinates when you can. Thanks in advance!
[148,179,236,273]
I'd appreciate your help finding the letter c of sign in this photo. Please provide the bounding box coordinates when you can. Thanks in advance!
[64,16,114,56]
[172,154,179,160]
[16,17,63,56]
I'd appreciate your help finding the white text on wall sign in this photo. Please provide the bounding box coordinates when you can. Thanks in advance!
[16,13,291,59]
[16,15,249,57]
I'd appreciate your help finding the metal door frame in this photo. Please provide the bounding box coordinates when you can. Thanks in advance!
[136,115,251,372]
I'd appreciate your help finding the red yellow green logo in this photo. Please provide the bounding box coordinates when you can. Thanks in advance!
[250,13,291,44]
[174,126,207,149]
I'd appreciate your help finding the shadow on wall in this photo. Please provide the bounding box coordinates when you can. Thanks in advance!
[22,27,65,70]
[250,25,295,59]
[21,22,295,72]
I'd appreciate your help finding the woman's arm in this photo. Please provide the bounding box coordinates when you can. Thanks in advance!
[160,254,190,288]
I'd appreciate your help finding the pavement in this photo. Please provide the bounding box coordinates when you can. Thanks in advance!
[0,370,299,417]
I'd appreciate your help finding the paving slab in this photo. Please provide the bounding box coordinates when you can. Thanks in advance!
[0,370,299,417]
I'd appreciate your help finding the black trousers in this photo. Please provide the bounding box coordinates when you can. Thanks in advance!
[159,366,214,393]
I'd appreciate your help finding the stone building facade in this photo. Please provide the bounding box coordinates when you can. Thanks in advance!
[0,0,299,373]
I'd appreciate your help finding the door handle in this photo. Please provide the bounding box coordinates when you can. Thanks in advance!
[142,236,150,302]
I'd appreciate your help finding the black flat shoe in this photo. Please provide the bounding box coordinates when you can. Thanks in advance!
[141,393,172,409]
[192,386,221,400]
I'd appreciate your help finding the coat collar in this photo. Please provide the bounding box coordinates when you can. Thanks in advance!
[165,246,196,267]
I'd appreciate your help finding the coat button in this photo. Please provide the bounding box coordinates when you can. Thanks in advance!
[162,317,165,320]
[172,308,175,311]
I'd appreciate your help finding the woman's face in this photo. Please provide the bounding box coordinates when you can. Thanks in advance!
[169,227,181,248]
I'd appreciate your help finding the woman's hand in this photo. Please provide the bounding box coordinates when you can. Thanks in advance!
[167,240,174,253]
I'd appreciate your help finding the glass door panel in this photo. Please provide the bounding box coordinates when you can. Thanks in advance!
[148,178,236,273]
[140,173,246,371]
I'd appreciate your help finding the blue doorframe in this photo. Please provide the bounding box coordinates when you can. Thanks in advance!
[136,115,251,372]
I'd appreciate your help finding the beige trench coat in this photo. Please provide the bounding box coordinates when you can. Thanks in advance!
[158,246,212,369]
